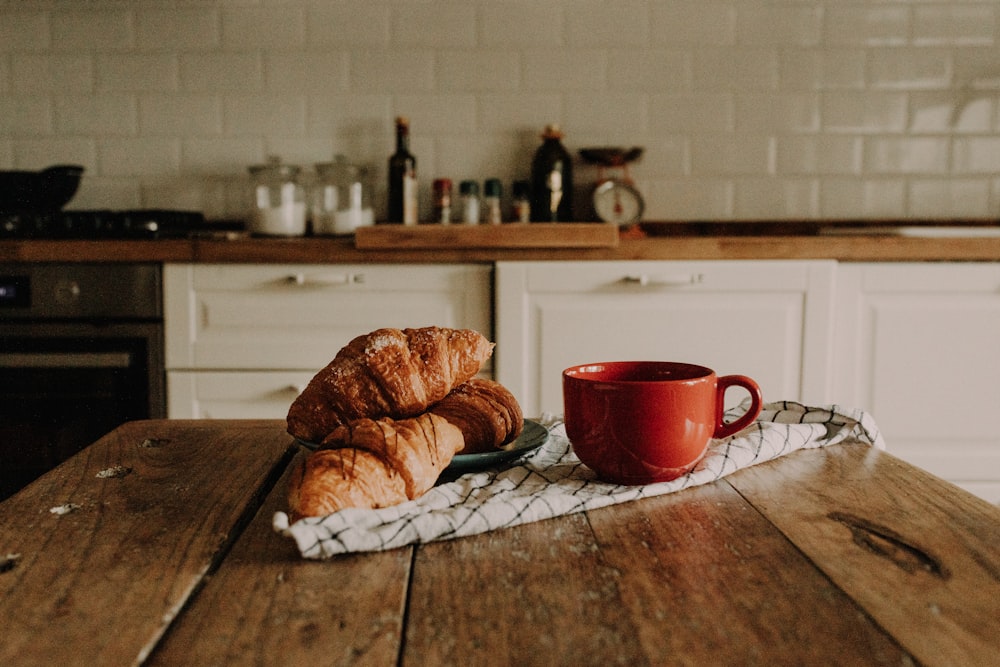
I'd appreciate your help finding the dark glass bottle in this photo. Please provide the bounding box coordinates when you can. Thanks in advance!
[530,124,573,222]
[387,116,417,224]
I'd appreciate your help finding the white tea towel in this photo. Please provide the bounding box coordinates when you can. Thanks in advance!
[274,401,884,559]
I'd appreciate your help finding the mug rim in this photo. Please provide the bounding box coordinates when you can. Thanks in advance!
[563,360,714,383]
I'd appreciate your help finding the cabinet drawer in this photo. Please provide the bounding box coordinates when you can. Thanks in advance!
[168,370,313,419]
[515,260,823,293]
[165,263,492,370]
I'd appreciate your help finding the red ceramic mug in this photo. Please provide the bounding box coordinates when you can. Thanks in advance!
[562,361,763,485]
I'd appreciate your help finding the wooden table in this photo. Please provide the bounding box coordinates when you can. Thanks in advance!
[1,420,998,666]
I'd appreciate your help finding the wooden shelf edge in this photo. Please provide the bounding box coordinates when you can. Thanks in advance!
[354,223,620,249]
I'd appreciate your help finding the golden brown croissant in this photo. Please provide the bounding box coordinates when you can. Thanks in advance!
[287,413,464,521]
[286,326,494,443]
[429,378,523,454]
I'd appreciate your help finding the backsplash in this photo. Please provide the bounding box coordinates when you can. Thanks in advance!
[2,1,999,222]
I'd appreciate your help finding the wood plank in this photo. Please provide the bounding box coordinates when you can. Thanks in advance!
[354,223,620,249]
[586,482,909,666]
[726,443,1000,667]
[0,420,293,667]
[404,482,908,665]
[146,448,411,666]
[404,512,650,665]
[0,239,194,263]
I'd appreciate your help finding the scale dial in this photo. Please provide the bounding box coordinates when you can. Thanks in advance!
[592,179,644,226]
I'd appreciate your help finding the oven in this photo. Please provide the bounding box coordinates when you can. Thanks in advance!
[0,263,164,500]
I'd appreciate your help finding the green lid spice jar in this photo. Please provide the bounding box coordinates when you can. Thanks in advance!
[484,178,502,224]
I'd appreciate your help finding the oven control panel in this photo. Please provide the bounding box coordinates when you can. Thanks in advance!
[0,264,161,320]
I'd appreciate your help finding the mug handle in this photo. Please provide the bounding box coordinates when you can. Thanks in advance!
[713,375,763,439]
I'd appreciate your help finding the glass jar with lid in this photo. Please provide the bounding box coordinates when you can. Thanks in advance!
[248,156,307,236]
[313,156,374,236]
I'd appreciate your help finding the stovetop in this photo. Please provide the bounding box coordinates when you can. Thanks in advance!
[0,209,227,239]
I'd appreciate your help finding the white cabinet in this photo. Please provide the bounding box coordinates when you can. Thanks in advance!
[495,260,836,418]
[161,258,1000,503]
[833,263,1000,504]
[164,263,492,419]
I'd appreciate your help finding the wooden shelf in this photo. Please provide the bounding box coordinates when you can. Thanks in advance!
[354,223,620,249]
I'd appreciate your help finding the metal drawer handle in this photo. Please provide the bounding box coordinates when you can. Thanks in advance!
[286,273,365,286]
[0,351,132,369]
[621,273,704,287]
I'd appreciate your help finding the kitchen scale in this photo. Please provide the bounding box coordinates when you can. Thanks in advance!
[579,147,644,226]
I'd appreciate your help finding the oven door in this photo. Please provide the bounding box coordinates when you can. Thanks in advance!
[0,321,164,500]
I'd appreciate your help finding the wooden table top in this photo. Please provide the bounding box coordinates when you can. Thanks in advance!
[1,419,998,666]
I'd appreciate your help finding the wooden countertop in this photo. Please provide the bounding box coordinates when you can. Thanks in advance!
[1,419,998,665]
[5,223,1000,263]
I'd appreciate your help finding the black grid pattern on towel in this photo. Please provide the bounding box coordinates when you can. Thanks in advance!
[274,402,884,559]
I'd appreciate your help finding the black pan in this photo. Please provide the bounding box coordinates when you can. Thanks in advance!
[0,164,84,212]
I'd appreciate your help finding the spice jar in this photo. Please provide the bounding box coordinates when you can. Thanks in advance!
[484,178,502,224]
[432,178,453,224]
[312,156,374,236]
[248,156,307,236]
[512,180,530,223]
[459,180,480,224]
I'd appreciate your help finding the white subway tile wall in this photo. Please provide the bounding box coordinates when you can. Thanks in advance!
[1,0,999,221]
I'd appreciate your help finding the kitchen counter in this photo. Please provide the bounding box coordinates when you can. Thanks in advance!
[1,419,998,665]
[6,221,1000,263]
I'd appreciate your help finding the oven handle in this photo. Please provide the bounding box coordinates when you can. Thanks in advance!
[0,351,133,369]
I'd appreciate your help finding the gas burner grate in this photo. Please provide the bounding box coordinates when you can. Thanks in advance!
[0,209,211,239]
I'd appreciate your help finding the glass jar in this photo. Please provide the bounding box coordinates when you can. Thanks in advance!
[313,156,374,236]
[432,178,453,224]
[484,178,502,224]
[248,156,307,236]
[530,124,573,222]
[512,179,531,223]
[459,180,480,225]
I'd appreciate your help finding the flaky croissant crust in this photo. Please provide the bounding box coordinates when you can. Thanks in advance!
[286,380,525,519]
[287,413,464,521]
[286,326,494,443]
[429,378,523,454]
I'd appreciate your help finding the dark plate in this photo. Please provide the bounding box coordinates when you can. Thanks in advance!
[294,419,549,474]
[447,419,549,474]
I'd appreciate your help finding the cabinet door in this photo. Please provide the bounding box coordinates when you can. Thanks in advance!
[495,260,836,417]
[168,370,314,419]
[833,263,1000,503]
[164,263,492,371]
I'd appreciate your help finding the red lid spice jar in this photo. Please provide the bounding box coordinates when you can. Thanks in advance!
[432,178,452,224]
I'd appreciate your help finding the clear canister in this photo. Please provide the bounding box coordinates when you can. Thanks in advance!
[313,156,374,236]
[248,157,307,236]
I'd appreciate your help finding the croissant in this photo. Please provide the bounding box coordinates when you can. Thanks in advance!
[287,413,464,521]
[286,326,494,443]
[429,378,523,454]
